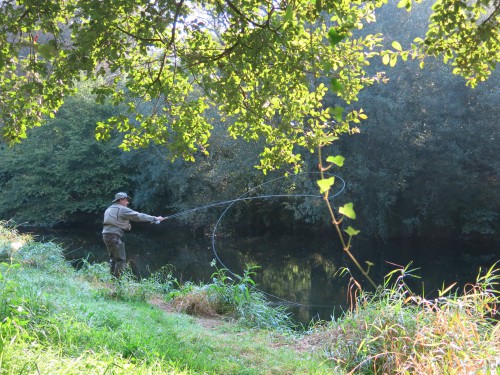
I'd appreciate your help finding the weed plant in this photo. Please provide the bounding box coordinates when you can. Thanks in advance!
[78,259,177,302]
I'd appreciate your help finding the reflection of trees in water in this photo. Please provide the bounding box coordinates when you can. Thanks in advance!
[231,235,349,323]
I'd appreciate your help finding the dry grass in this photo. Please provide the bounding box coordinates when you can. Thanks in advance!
[0,221,32,259]
[300,265,500,374]
[170,288,221,317]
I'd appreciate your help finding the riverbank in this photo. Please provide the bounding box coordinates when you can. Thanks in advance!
[1,223,499,374]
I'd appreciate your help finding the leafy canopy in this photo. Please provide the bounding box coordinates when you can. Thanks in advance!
[0,0,498,172]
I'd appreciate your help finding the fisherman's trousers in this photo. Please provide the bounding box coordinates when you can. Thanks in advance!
[102,233,126,278]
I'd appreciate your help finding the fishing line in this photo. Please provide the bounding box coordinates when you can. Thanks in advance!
[209,172,345,309]
[162,194,319,221]
[163,172,346,310]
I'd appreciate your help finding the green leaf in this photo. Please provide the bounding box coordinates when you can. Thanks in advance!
[38,44,57,60]
[339,202,356,219]
[397,0,408,8]
[330,78,344,92]
[330,106,344,122]
[382,53,390,65]
[284,5,293,21]
[326,155,345,167]
[317,177,335,194]
[390,53,398,67]
[345,226,361,236]
[391,41,403,51]
[320,135,339,142]
[328,28,345,46]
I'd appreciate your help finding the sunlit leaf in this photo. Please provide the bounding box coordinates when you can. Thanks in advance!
[345,226,360,236]
[317,177,335,194]
[397,0,409,9]
[320,135,339,142]
[382,53,390,65]
[392,41,402,51]
[339,202,356,219]
[326,155,345,167]
[390,53,398,67]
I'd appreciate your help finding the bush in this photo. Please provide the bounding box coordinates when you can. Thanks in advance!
[0,221,32,261]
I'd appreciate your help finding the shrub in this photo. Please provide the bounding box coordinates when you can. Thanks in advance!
[0,221,32,261]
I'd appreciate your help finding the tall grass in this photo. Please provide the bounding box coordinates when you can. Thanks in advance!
[310,264,500,374]
[170,265,296,332]
[0,221,32,260]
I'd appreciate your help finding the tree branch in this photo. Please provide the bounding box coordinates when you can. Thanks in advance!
[114,24,163,43]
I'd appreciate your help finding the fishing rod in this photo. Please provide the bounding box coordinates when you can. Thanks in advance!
[152,193,324,224]
[153,172,345,223]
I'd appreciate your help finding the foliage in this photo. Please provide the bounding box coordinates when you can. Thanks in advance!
[396,0,499,86]
[0,1,496,240]
[304,1,500,239]
[0,82,132,226]
[334,59,500,238]
[124,118,267,229]
[0,0,497,174]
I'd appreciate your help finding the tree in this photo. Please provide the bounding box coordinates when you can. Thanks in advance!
[0,82,131,226]
[397,0,499,86]
[0,0,497,174]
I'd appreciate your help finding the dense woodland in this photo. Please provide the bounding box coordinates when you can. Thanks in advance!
[0,2,498,242]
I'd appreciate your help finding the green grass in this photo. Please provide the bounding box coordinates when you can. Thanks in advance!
[1,223,499,374]
[0,224,331,374]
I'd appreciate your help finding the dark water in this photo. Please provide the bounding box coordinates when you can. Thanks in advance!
[27,223,499,324]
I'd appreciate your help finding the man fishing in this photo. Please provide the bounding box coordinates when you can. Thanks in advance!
[102,192,166,278]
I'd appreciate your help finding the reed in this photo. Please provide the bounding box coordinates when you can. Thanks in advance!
[310,264,500,374]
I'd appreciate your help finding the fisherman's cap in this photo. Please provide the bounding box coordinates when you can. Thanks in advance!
[113,192,130,202]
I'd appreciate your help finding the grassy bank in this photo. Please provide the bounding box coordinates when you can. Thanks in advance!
[0,223,499,374]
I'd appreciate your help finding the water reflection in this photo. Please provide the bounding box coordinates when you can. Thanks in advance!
[27,224,499,324]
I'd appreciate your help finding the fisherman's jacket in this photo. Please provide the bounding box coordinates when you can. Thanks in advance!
[102,203,156,236]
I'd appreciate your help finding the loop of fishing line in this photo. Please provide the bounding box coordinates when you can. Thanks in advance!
[164,172,346,310]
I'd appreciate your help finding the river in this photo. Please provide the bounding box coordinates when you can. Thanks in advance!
[27,223,499,324]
